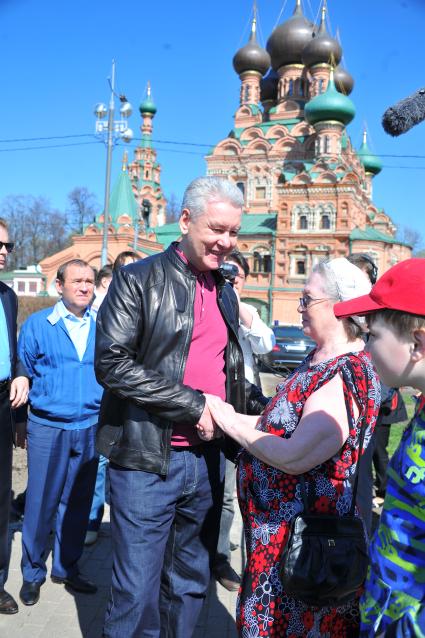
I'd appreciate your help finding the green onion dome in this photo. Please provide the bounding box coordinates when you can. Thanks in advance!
[302,6,342,68]
[266,0,314,71]
[305,73,355,126]
[139,83,157,116]
[334,65,354,96]
[233,18,271,76]
[358,131,382,175]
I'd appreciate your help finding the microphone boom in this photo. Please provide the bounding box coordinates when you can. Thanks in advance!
[382,88,425,137]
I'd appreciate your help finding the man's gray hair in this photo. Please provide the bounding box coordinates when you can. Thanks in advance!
[181,176,244,220]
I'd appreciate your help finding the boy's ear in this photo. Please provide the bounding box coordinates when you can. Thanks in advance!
[411,328,425,361]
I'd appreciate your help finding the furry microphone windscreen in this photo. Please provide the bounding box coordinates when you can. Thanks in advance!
[382,88,425,136]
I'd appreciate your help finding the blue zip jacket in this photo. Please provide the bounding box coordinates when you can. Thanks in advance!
[18,304,102,429]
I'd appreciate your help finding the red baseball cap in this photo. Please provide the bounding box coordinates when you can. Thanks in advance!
[334,258,425,319]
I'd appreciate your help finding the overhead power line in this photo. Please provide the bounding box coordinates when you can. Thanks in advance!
[1,133,425,166]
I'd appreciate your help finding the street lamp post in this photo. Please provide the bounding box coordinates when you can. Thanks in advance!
[94,60,133,266]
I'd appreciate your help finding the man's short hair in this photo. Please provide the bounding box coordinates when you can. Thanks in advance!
[113,251,139,271]
[225,250,250,277]
[95,264,113,287]
[367,309,425,337]
[347,253,378,285]
[56,259,94,284]
[0,218,8,232]
[181,176,244,221]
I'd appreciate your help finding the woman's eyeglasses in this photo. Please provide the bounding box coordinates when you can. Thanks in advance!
[0,241,14,253]
[298,295,331,310]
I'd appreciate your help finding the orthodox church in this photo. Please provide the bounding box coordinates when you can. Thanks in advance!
[39,0,410,322]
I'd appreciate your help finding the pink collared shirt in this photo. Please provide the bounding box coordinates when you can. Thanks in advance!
[172,246,227,446]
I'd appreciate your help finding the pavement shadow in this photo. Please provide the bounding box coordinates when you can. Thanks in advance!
[194,577,238,638]
[62,521,112,638]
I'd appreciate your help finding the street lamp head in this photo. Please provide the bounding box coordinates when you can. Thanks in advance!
[94,103,107,119]
[121,128,134,143]
[120,102,133,118]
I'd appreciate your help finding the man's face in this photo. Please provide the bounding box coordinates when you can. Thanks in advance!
[179,200,242,272]
[0,226,9,271]
[225,260,246,295]
[55,264,95,316]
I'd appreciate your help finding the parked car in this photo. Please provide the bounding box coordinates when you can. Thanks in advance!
[258,325,315,373]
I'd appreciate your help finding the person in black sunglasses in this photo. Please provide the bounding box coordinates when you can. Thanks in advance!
[0,218,29,615]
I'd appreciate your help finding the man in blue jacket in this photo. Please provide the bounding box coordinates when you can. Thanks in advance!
[17,259,103,606]
[0,218,29,615]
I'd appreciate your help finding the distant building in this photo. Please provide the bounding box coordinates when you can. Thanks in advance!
[0,265,46,296]
[40,1,410,317]
[202,1,410,322]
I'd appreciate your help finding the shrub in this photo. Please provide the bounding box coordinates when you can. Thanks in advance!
[17,296,56,329]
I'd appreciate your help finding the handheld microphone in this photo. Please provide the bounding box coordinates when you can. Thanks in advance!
[382,87,425,136]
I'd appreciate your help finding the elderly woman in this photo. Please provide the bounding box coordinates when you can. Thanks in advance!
[206,258,381,638]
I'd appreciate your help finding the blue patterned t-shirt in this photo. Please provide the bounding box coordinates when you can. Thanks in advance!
[360,395,425,637]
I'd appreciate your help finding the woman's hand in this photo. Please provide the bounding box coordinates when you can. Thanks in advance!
[204,394,237,435]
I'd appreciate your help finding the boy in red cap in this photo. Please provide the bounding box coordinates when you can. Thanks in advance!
[334,258,425,638]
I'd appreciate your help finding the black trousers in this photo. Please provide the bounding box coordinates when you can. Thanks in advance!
[372,423,391,497]
[0,386,13,588]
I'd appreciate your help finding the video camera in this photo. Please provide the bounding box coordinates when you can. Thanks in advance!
[219,262,239,285]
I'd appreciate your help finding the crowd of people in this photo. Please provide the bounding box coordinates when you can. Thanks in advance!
[0,176,423,638]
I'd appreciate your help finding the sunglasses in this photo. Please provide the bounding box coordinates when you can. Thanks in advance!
[0,241,14,253]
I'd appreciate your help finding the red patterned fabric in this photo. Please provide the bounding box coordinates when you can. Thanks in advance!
[236,351,380,638]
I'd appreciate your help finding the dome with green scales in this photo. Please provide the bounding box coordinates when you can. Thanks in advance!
[358,130,382,175]
[305,72,355,126]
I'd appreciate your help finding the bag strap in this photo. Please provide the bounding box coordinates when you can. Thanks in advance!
[298,357,369,517]
[341,364,368,516]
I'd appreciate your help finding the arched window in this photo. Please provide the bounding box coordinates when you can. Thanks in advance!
[318,79,324,94]
[236,181,245,196]
[324,136,330,153]
[142,199,151,228]
[296,260,306,275]
[288,79,294,96]
[253,251,272,273]
[299,215,308,230]
[299,79,304,97]
[321,215,330,230]
[244,85,250,102]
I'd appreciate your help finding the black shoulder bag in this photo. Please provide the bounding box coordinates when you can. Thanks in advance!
[279,372,370,608]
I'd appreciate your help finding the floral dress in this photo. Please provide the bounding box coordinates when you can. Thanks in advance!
[237,351,380,638]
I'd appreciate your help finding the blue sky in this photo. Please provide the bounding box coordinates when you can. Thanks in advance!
[1,0,425,241]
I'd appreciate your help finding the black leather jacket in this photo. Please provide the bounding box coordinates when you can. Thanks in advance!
[95,244,265,475]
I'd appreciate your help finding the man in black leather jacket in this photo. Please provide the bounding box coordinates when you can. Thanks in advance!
[95,177,266,638]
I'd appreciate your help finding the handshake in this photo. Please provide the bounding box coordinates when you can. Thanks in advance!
[195,394,236,441]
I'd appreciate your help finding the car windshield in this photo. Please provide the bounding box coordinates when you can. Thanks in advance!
[273,326,314,342]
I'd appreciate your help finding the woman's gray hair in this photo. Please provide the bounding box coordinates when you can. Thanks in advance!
[313,259,369,340]
[181,176,244,220]
[313,261,341,301]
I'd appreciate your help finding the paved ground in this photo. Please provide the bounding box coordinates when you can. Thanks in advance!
[0,501,244,638]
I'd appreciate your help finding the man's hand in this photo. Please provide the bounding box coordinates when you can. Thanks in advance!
[10,376,29,408]
[195,402,218,442]
[16,421,27,449]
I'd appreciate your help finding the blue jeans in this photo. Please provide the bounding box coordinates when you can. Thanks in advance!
[87,454,108,531]
[103,443,225,638]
